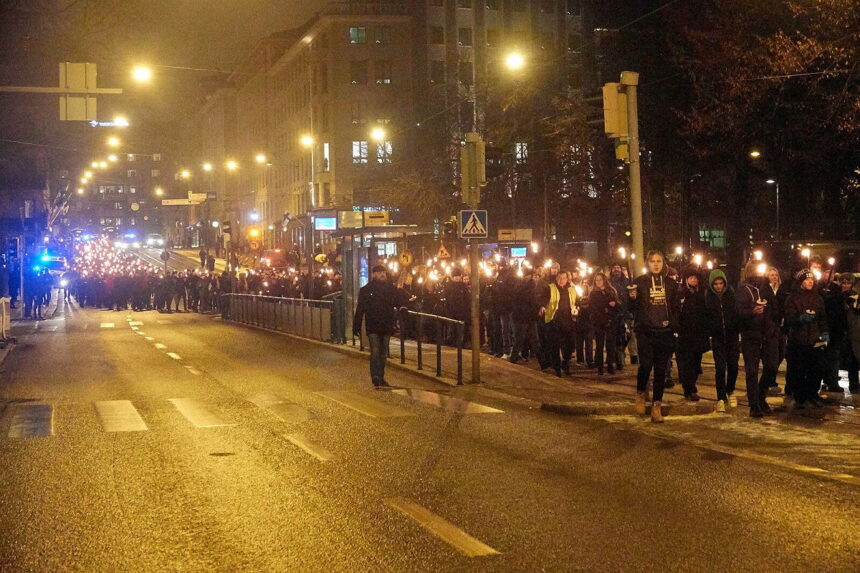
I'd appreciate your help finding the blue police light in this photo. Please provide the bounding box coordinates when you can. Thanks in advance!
[249,210,260,222]
[80,234,93,241]
[41,255,50,262]
[124,232,136,239]
[33,266,41,272]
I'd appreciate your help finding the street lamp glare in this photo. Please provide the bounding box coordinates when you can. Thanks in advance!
[749,150,762,158]
[76,188,84,195]
[202,162,213,172]
[80,177,88,183]
[674,245,683,256]
[370,127,386,142]
[180,169,191,179]
[154,187,164,196]
[766,179,776,184]
[107,136,120,147]
[91,161,99,168]
[225,160,238,171]
[108,154,118,162]
[505,51,526,71]
[99,161,108,169]
[132,65,153,83]
[255,153,267,164]
[300,134,314,148]
[84,170,93,178]
[113,116,129,127]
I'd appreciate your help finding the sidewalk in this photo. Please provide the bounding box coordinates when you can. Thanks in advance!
[173,250,228,272]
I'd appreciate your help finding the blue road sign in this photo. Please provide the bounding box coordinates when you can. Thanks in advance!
[459,210,488,238]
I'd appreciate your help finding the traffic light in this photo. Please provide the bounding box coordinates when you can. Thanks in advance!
[485,145,504,180]
[460,131,485,206]
[222,221,231,234]
[248,227,261,239]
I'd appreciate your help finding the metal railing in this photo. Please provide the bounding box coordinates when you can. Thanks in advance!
[221,293,344,343]
[354,308,466,385]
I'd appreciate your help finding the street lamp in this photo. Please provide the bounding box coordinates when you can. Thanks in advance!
[211,221,220,228]
[154,186,164,196]
[180,169,191,179]
[91,161,99,168]
[504,51,526,71]
[225,160,238,171]
[255,153,267,165]
[113,116,129,127]
[76,188,84,195]
[370,127,386,142]
[202,162,213,172]
[766,179,780,239]
[99,160,108,169]
[132,65,153,83]
[84,170,93,178]
[107,136,120,148]
[674,245,683,256]
[749,150,762,159]
[108,154,118,162]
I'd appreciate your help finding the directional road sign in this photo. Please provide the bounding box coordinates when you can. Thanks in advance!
[459,210,488,239]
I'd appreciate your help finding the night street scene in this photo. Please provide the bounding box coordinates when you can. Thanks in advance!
[0,0,859,571]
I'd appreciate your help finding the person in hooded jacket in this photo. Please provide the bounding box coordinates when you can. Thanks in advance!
[629,251,680,422]
[736,261,782,417]
[783,269,829,408]
[705,269,740,412]
[676,268,710,401]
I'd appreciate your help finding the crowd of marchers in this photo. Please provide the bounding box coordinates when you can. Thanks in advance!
[390,251,860,422]
[28,239,343,318]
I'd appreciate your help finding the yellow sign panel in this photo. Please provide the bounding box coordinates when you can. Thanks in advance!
[437,244,451,259]
[399,250,414,266]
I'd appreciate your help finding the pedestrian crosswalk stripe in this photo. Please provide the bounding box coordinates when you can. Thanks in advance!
[166,352,182,360]
[136,331,145,336]
[248,393,312,424]
[385,497,500,557]
[129,321,143,326]
[130,326,138,331]
[100,323,114,328]
[316,391,416,418]
[169,398,236,428]
[391,389,504,414]
[95,400,148,432]
[154,343,167,349]
[8,404,53,438]
[285,433,332,461]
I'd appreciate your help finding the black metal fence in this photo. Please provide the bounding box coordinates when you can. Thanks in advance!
[221,294,344,343]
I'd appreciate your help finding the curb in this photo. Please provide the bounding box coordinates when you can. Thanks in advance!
[540,400,719,417]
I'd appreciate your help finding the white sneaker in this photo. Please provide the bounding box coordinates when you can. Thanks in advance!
[727,394,738,409]
[715,400,726,413]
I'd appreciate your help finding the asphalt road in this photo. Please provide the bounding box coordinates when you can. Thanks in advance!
[1,300,858,572]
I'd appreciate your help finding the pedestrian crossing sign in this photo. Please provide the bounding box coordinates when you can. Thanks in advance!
[459,210,488,239]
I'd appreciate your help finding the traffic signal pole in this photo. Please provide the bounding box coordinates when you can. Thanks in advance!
[620,72,645,272]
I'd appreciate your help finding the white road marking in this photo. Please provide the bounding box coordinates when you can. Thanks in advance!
[248,393,312,424]
[316,391,415,418]
[8,404,53,438]
[154,343,167,350]
[145,336,155,341]
[168,398,235,428]
[136,331,145,336]
[385,497,500,557]
[284,433,332,461]
[94,400,148,432]
[391,389,504,414]
[184,366,202,375]
[129,321,143,326]
[166,352,182,360]
[100,323,114,328]
[130,326,138,331]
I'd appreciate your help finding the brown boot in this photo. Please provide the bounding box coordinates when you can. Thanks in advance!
[634,392,647,416]
[651,401,664,423]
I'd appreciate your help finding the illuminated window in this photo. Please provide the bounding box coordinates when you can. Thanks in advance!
[349,27,366,44]
[352,141,368,164]
[375,60,392,84]
[376,141,393,163]
[127,169,137,178]
[514,142,528,163]
[322,142,331,171]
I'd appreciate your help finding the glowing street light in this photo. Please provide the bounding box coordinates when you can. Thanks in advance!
[674,245,683,256]
[76,188,84,195]
[505,51,526,71]
[202,162,213,172]
[255,153,267,164]
[827,256,836,266]
[108,154,118,162]
[113,116,129,127]
[180,169,191,179]
[749,150,761,159]
[753,250,763,261]
[80,177,88,184]
[225,160,238,171]
[84,170,93,178]
[154,187,164,196]
[211,221,220,228]
[107,136,120,147]
[370,127,386,142]
[617,247,627,259]
[131,65,153,83]
[300,134,314,148]
[91,161,99,168]
[801,247,811,259]
[99,161,108,169]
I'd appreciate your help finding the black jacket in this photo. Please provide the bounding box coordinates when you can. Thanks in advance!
[705,287,739,341]
[631,273,680,333]
[353,279,408,335]
[784,287,828,347]
[677,285,710,353]
[588,286,620,330]
[511,278,541,322]
[736,277,781,337]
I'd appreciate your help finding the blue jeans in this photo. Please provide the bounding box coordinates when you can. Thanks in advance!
[368,333,390,383]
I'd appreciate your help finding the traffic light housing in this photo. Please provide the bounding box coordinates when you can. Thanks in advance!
[460,132,485,206]
[602,83,628,138]
[222,221,231,234]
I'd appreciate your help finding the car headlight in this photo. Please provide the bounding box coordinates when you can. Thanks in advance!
[158,239,164,246]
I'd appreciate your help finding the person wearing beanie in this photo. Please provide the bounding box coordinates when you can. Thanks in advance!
[736,260,782,417]
[784,269,829,408]
[705,269,740,412]
[676,268,710,401]
[629,251,680,422]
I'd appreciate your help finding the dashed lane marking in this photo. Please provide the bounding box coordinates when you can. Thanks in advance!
[168,398,236,428]
[94,400,148,432]
[384,497,500,557]
[129,321,143,326]
[130,327,138,331]
[136,331,145,336]
[316,391,416,419]
[145,336,155,341]
[8,404,53,438]
[284,433,332,461]
[100,323,114,328]
[184,366,202,376]
[154,343,167,350]
[166,352,182,360]
[391,388,504,414]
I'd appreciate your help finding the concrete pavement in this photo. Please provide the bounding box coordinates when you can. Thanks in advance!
[1,301,859,571]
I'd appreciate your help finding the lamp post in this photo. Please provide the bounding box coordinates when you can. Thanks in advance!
[766,179,780,239]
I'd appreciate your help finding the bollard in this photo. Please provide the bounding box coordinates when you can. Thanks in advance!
[456,322,464,385]
[399,308,407,364]
[416,314,423,370]
[436,319,442,377]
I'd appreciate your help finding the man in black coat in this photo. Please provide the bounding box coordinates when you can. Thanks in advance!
[353,265,410,387]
